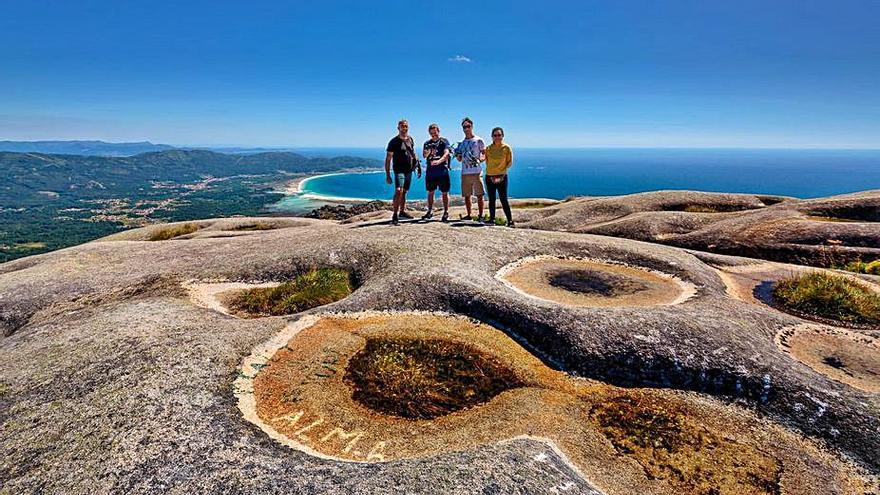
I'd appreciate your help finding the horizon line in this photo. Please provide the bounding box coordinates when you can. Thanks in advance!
[2,139,879,152]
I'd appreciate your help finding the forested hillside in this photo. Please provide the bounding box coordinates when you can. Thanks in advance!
[0,150,380,262]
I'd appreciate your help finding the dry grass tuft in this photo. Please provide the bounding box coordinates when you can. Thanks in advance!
[511,201,550,209]
[230,222,277,231]
[148,223,200,241]
[682,205,720,213]
[344,338,523,420]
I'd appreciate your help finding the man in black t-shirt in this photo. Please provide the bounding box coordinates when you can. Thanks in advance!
[385,119,421,225]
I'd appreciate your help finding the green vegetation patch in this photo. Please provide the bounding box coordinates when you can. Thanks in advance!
[475,214,508,226]
[148,223,200,241]
[773,272,880,326]
[843,259,880,276]
[227,267,354,316]
[590,394,781,495]
[344,338,523,420]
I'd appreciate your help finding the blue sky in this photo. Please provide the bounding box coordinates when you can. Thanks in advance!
[1,0,878,148]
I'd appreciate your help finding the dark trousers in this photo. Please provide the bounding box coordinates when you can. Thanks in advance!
[486,174,512,223]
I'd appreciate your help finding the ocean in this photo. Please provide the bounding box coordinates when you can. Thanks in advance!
[272,148,880,213]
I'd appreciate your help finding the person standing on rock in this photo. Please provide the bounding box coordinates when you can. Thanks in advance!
[422,123,452,222]
[454,117,485,220]
[385,119,421,225]
[484,126,514,227]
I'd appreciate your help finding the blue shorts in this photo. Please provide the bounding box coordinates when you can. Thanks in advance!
[394,171,412,191]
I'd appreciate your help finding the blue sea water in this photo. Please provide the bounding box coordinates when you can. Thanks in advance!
[272,148,880,213]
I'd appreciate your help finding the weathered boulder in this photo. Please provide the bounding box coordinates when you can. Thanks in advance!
[516,190,880,266]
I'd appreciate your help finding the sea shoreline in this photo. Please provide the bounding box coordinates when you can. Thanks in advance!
[279,169,384,203]
[278,169,565,207]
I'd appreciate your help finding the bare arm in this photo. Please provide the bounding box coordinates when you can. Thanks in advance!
[385,151,393,174]
[385,151,393,184]
[432,148,450,166]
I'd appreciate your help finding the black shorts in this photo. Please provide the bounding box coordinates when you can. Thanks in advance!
[425,175,451,193]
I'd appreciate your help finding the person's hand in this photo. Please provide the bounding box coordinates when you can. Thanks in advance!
[385,174,392,185]
[431,159,440,167]
[417,169,422,179]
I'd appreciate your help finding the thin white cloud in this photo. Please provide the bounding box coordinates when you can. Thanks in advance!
[448,54,472,63]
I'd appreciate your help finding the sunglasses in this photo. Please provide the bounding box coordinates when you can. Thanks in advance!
[462,124,472,128]
[492,133,503,137]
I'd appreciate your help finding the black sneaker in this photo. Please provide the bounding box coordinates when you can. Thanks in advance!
[391,214,399,225]
[399,211,413,219]
[421,210,433,220]
[507,221,515,228]
[460,215,473,221]
[441,211,449,222]
[484,217,495,225]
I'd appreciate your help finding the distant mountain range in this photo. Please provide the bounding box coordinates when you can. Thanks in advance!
[0,140,176,156]
[0,140,344,157]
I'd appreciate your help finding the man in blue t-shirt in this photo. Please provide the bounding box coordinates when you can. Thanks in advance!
[421,123,451,222]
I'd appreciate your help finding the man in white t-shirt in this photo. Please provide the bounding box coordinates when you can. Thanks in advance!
[454,116,485,220]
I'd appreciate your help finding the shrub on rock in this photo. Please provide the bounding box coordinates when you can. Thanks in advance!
[773,272,880,326]
[228,268,354,316]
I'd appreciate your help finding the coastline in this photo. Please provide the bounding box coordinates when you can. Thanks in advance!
[280,169,384,203]
[278,169,563,206]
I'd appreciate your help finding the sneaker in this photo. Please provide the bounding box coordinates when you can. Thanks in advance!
[460,215,473,221]
[507,221,515,228]
[421,210,433,220]
[399,211,413,219]
[484,217,495,225]
[391,214,399,225]
[441,211,449,222]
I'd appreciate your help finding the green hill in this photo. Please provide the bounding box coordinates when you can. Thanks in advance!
[0,150,380,262]
[1,149,377,206]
